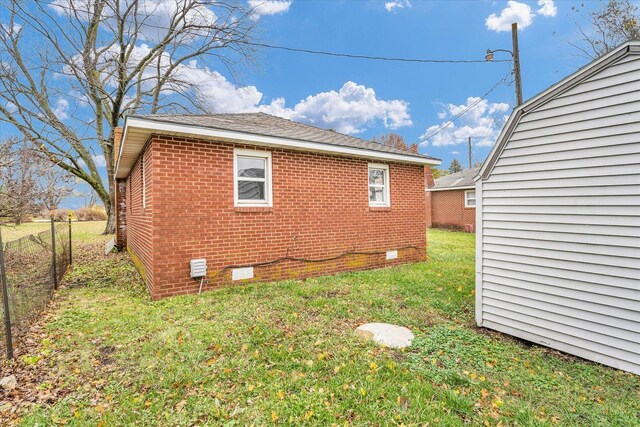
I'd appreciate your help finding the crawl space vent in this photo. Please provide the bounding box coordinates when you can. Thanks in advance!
[190,259,207,278]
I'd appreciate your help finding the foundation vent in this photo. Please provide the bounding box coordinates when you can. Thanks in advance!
[190,258,207,278]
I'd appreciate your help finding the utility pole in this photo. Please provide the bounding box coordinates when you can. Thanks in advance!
[486,22,524,106]
[511,22,523,106]
[468,137,472,169]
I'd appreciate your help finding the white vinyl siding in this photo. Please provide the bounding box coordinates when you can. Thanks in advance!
[476,52,640,375]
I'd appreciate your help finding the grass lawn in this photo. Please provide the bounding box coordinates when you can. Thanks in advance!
[10,230,640,426]
[1,221,107,243]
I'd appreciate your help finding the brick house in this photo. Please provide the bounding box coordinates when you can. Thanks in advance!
[426,167,479,232]
[114,113,440,299]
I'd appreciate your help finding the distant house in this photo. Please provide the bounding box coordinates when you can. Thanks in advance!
[113,113,440,299]
[475,41,640,374]
[426,167,479,232]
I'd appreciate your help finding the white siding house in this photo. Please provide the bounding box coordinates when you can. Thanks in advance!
[475,41,640,375]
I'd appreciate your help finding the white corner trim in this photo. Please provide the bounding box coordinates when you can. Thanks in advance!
[474,180,483,326]
[368,163,391,207]
[233,148,273,208]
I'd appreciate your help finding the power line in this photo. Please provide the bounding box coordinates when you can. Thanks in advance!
[420,72,513,142]
[243,41,509,64]
[31,0,510,65]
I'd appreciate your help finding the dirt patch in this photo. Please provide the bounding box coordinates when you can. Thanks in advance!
[98,345,116,365]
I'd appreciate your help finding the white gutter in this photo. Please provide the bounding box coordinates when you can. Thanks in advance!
[425,186,475,192]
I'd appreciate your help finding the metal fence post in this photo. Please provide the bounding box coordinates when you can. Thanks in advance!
[68,216,72,265]
[51,217,58,290]
[0,229,14,359]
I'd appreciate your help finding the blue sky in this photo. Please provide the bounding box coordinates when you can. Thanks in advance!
[245,0,592,167]
[2,0,605,208]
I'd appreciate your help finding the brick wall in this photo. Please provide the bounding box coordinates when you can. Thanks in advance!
[430,189,476,231]
[125,142,155,294]
[424,166,434,228]
[115,179,127,247]
[125,135,428,299]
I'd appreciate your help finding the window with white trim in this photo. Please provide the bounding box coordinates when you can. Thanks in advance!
[368,163,390,207]
[465,190,476,208]
[234,149,272,207]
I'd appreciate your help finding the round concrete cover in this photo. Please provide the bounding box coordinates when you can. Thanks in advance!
[355,323,414,348]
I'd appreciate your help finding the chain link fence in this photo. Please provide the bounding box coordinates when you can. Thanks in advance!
[0,219,71,359]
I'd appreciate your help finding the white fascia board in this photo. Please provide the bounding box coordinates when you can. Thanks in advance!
[114,119,133,180]
[426,186,475,192]
[123,116,440,167]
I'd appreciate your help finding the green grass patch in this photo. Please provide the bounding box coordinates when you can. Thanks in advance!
[18,229,640,426]
[1,221,107,242]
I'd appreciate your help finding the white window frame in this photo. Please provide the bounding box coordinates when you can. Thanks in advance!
[368,163,390,207]
[234,148,273,207]
[465,189,476,208]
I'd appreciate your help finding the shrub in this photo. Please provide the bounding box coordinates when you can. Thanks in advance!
[75,206,107,221]
[48,209,70,222]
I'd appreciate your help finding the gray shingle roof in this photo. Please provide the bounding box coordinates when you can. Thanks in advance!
[432,167,480,189]
[131,112,439,161]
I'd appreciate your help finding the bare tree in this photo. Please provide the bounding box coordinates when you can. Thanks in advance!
[570,0,640,58]
[372,133,420,153]
[0,139,73,224]
[0,0,257,233]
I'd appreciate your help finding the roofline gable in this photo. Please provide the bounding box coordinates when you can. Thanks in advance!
[477,40,640,181]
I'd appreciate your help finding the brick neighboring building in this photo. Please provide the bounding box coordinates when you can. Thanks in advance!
[114,113,440,299]
[426,167,479,232]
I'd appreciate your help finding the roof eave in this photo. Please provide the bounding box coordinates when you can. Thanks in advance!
[116,116,441,178]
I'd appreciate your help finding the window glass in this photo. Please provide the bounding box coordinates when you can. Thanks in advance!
[369,187,384,203]
[369,169,385,185]
[237,156,265,178]
[238,181,265,200]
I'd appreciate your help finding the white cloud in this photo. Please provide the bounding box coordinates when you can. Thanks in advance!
[248,0,291,19]
[537,0,557,17]
[485,0,556,32]
[131,51,410,134]
[420,97,509,147]
[259,81,412,134]
[174,61,263,113]
[53,98,70,120]
[63,40,409,135]
[485,1,534,32]
[384,0,411,12]
[49,0,217,42]
[92,154,106,167]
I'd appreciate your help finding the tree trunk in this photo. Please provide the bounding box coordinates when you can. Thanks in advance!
[103,192,115,235]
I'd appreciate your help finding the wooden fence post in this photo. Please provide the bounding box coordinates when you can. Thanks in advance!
[0,228,13,359]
